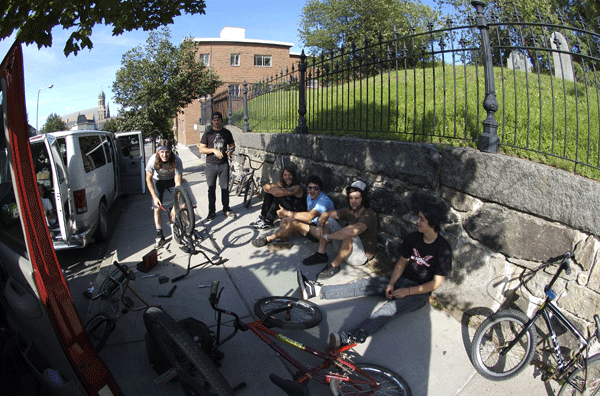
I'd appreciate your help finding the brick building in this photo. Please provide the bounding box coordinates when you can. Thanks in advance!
[175,27,300,145]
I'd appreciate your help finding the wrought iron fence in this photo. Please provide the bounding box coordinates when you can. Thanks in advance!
[201,2,600,176]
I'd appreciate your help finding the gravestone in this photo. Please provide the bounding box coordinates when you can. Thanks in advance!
[507,50,532,72]
[551,31,575,82]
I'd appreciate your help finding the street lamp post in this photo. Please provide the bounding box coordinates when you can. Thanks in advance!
[36,84,53,134]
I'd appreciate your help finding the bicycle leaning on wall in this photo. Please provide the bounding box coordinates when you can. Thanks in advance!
[470,252,600,395]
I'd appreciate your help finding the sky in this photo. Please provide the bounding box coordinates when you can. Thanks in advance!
[0,0,439,130]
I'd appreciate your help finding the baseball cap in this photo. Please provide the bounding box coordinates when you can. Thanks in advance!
[211,112,223,120]
[347,180,366,193]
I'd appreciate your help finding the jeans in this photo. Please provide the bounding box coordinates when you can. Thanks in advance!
[206,163,230,213]
[321,276,429,337]
[260,193,295,223]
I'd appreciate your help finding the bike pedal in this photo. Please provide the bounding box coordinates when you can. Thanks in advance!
[154,367,178,386]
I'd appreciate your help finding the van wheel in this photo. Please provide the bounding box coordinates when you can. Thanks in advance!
[94,202,109,242]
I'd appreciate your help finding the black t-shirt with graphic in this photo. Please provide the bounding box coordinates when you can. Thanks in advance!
[399,231,452,284]
[200,127,235,165]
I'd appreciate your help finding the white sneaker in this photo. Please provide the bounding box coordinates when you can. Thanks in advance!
[250,215,263,227]
[296,270,321,300]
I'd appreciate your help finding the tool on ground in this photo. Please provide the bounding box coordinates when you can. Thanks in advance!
[198,284,211,288]
[142,274,158,279]
[158,276,169,284]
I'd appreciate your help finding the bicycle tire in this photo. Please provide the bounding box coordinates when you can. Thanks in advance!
[330,363,412,396]
[236,174,246,196]
[253,296,323,330]
[172,215,184,245]
[470,309,537,381]
[228,173,236,195]
[143,307,234,396]
[85,313,115,353]
[558,353,600,396]
[174,185,195,236]
[243,179,255,208]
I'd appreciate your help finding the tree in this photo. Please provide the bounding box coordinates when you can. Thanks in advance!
[101,118,122,133]
[112,28,221,140]
[0,0,208,56]
[41,113,68,133]
[299,0,439,54]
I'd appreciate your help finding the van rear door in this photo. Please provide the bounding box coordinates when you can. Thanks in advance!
[30,134,72,244]
[115,131,145,195]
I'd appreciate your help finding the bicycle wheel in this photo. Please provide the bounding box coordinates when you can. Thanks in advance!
[174,185,195,236]
[253,296,323,330]
[236,174,246,196]
[558,353,600,396]
[85,313,115,353]
[330,363,412,396]
[470,309,537,381]
[172,214,184,245]
[243,179,255,208]
[143,307,234,396]
[228,173,236,195]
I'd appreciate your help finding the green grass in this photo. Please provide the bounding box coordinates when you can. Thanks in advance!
[237,64,600,180]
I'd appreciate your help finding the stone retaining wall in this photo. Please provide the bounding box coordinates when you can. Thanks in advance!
[225,127,600,334]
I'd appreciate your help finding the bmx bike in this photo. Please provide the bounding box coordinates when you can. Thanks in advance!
[470,251,600,395]
[206,280,413,396]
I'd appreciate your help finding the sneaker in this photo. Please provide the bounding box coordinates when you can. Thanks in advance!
[224,209,236,218]
[251,236,269,248]
[267,241,291,251]
[317,263,341,280]
[302,252,329,266]
[250,215,263,227]
[296,270,321,299]
[154,236,166,249]
[255,220,274,230]
[329,330,367,348]
[206,211,216,221]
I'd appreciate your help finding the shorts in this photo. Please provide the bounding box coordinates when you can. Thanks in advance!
[327,218,368,266]
[153,178,175,203]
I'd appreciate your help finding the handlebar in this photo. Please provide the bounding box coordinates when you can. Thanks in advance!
[544,251,574,294]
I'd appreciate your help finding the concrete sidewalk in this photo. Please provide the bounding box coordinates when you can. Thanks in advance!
[88,144,557,396]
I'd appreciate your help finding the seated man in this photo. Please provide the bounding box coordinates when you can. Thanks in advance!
[250,166,305,229]
[297,192,452,346]
[303,180,378,280]
[251,175,334,251]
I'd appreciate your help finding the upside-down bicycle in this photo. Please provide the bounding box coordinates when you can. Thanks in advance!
[470,251,600,395]
[158,184,228,282]
[206,280,412,396]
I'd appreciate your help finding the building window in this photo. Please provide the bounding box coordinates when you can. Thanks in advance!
[254,55,272,67]
[199,54,210,66]
[230,85,241,97]
[230,54,240,67]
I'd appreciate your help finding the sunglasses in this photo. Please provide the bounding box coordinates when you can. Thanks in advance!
[307,186,320,191]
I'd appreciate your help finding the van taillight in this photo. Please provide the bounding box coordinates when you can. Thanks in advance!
[74,189,87,214]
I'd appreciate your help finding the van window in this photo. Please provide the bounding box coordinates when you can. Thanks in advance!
[56,137,67,168]
[0,86,26,255]
[102,136,113,164]
[118,135,141,157]
[79,135,106,172]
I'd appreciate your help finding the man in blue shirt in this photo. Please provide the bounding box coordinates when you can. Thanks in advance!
[252,175,334,250]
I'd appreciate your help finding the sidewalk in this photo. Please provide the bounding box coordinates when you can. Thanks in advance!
[88,144,556,396]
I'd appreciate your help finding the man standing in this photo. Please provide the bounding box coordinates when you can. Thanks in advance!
[252,175,334,251]
[198,112,236,220]
[298,192,452,346]
[304,180,377,280]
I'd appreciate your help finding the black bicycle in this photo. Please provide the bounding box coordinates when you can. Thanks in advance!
[230,153,265,208]
[84,261,234,395]
[470,251,600,395]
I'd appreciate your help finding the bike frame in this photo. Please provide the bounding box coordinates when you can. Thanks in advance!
[212,298,381,391]
[501,258,593,391]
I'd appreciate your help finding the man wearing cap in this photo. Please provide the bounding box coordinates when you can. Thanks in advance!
[303,180,378,280]
[198,112,236,220]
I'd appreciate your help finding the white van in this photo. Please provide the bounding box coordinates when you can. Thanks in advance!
[29,130,145,249]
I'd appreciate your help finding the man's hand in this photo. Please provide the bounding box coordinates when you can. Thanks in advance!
[213,148,224,160]
[385,284,395,299]
[153,196,162,209]
[277,205,292,219]
[315,226,324,239]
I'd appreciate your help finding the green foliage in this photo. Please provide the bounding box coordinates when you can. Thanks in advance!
[299,0,439,54]
[0,0,208,56]
[101,118,121,133]
[41,113,68,133]
[112,28,222,138]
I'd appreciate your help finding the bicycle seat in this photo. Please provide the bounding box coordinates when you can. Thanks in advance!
[269,373,310,396]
